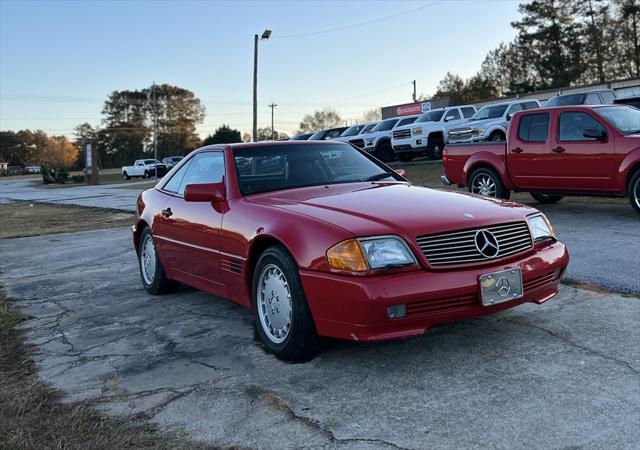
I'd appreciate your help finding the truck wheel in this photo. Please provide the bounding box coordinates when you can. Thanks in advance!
[629,170,640,215]
[377,141,395,162]
[144,170,150,179]
[252,246,320,361]
[469,167,510,199]
[489,131,505,142]
[530,192,564,204]
[398,153,414,162]
[123,171,130,181]
[427,137,444,160]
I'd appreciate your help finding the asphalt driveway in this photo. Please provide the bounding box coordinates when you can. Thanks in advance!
[1,227,638,449]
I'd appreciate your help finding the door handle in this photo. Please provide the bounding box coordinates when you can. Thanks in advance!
[552,146,566,153]
[161,208,173,218]
[511,147,523,153]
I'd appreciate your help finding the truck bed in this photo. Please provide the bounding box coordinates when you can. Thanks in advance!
[443,142,507,186]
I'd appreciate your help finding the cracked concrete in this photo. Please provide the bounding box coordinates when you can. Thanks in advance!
[1,226,639,449]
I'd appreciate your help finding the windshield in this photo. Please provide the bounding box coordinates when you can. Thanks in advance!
[370,119,398,132]
[596,106,640,135]
[396,117,417,127]
[308,130,326,140]
[471,104,508,121]
[144,159,156,165]
[546,93,586,107]
[361,124,375,133]
[233,143,399,195]
[172,157,183,162]
[416,109,445,123]
[341,125,364,137]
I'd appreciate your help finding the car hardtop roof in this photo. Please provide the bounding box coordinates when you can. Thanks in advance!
[511,104,622,118]
[197,140,351,153]
[550,88,615,97]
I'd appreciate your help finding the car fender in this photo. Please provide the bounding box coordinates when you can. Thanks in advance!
[485,123,507,137]
[463,151,513,189]
[617,145,640,193]
[425,126,445,142]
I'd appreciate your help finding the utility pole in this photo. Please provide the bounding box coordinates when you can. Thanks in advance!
[268,102,277,140]
[253,29,272,142]
[152,82,158,181]
[412,80,417,102]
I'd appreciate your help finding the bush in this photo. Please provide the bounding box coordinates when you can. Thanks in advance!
[41,167,71,184]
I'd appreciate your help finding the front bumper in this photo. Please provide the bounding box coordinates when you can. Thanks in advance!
[300,241,568,342]
[393,138,428,153]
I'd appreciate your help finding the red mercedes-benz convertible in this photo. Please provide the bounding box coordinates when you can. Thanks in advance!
[133,141,569,360]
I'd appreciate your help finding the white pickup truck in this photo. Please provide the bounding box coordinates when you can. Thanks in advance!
[391,105,476,161]
[448,99,540,143]
[121,159,168,180]
[361,115,419,162]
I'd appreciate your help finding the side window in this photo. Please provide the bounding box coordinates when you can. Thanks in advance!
[177,152,225,196]
[518,113,549,142]
[559,112,606,142]
[507,103,524,118]
[135,161,142,166]
[523,101,540,110]
[585,93,602,105]
[163,160,191,193]
[600,91,615,104]
[461,107,476,118]
[446,109,461,121]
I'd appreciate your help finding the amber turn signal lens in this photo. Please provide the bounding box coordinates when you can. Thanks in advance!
[326,239,369,272]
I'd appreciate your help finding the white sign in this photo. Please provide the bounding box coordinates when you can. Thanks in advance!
[86,143,92,174]
[421,102,432,112]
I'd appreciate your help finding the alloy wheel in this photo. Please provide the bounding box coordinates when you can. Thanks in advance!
[257,264,293,344]
[140,234,157,285]
[471,174,497,197]
[634,175,640,210]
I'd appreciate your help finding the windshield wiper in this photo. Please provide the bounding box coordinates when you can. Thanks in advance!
[628,129,640,135]
[363,172,393,182]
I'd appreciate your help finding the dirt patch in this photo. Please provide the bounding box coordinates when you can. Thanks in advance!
[0,202,134,239]
[0,290,217,450]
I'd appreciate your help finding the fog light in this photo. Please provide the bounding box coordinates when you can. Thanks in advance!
[387,304,406,319]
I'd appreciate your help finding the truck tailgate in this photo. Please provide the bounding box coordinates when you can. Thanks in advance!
[443,142,506,186]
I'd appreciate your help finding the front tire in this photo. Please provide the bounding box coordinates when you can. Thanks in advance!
[489,131,505,142]
[139,227,178,295]
[252,246,320,361]
[144,170,150,179]
[530,192,564,204]
[123,171,131,180]
[427,137,444,160]
[376,141,395,163]
[629,170,640,215]
[469,167,510,199]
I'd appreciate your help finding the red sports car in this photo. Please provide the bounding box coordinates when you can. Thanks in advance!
[133,141,569,360]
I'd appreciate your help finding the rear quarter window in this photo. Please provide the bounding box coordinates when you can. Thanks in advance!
[518,113,550,142]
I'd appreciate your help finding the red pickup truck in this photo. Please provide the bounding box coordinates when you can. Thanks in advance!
[442,105,640,214]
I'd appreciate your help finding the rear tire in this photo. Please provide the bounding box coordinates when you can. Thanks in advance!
[398,153,414,162]
[629,170,640,215]
[468,167,510,199]
[530,192,564,204]
[377,141,395,163]
[252,246,320,361]
[138,227,179,295]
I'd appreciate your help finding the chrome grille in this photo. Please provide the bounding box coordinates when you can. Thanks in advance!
[417,221,533,266]
[350,139,365,148]
[392,129,411,139]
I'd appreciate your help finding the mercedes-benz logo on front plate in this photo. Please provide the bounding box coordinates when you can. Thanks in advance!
[474,229,500,258]
[495,276,511,297]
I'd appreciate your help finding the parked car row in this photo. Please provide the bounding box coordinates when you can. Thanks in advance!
[442,104,640,214]
[289,88,628,164]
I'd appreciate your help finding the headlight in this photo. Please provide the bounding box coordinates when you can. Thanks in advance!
[326,236,417,272]
[527,213,556,241]
[412,127,422,136]
[472,128,485,137]
[365,139,374,146]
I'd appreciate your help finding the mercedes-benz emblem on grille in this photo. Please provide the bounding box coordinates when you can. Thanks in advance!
[474,229,500,258]
[495,276,511,297]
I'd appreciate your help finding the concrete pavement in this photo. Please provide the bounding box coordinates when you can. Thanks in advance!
[1,227,638,449]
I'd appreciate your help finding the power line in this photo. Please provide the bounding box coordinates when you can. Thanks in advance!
[272,0,442,38]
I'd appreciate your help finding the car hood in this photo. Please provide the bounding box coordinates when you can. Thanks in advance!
[247,183,537,238]
[462,118,505,130]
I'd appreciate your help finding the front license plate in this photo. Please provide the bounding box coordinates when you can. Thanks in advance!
[479,268,523,306]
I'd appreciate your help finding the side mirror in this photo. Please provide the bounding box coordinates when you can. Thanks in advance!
[583,128,607,141]
[445,115,455,122]
[395,169,406,178]
[506,114,512,121]
[184,181,226,203]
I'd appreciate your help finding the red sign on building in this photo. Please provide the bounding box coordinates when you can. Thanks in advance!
[396,103,423,116]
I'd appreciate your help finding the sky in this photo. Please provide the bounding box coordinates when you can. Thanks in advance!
[0,0,521,138]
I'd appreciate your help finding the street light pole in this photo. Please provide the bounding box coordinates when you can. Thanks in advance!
[268,102,277,140]
[152,82,158,182]
[252,29,271,142]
